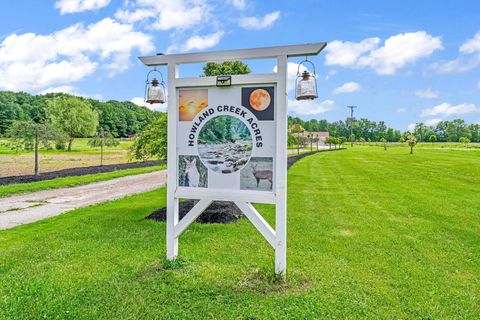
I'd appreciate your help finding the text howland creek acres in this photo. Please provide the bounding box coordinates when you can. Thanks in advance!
[187,105,263,147]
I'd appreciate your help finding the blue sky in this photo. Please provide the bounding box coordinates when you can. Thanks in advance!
[0,0,479,130]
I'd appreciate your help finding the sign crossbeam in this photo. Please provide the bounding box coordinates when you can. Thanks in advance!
[139,43,326,278]
[175,73,278,88]
[139,43,326,66]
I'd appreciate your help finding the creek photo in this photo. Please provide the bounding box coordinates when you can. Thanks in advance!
[197,115,253,174]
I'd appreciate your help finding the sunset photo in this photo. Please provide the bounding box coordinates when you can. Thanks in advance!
[178,89,208,121]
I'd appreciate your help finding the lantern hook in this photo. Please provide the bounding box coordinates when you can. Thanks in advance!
[296,56,316,77]
[145,67,165,85]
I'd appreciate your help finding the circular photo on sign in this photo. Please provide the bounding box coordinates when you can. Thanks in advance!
[249,89,271,111]
[197,115,252,174]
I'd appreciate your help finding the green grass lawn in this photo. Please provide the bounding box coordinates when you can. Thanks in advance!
[0,146,478,319]
[0,165,164,198]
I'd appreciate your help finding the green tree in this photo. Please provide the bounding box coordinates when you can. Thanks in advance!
[129,113,168,161]
[459,136,470,147]
[470,124,480,142]
[445,119,471,142]
[4,120,58,175]
[414,122,428,142]
[429,134,437,144]
[46,96,99,151]
[326,136,339,149]
[224,116,233,141]
[380,137,387,150]
[202,61,251,76]
[287,133,297,148]
[350,133,355,147]
[88,130,119,166]
[407,134,417,154]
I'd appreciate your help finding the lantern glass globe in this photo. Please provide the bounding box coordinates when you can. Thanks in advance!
[296,73,317,100]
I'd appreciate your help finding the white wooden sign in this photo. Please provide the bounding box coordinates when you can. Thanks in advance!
[139,43,326,277]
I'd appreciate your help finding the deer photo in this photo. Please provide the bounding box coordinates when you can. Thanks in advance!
[184,158,200,187]
[251,163,273,189]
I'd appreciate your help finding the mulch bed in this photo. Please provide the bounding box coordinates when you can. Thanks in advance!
[147,201,244,224]
[0,160,162,186]
[147,148,344,224]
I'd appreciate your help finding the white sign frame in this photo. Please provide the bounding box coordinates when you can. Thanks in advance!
[139,43,326,277]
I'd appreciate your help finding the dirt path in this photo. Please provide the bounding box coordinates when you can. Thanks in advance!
[0,170,166,230]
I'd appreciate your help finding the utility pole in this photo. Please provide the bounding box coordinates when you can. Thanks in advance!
[347,105,357,147]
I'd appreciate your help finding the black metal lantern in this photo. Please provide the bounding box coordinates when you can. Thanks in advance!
[295,58,318,100]
[145,68,166,104]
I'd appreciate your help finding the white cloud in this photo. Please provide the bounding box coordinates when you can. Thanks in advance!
[325,38,379,67]
[0,18,154,91]
[333,82,361,94]
[407,123,416,132]
[273,62,311,93]
[115,0,211,31]
[424,118,442,126]
[432,56,480,74]
[131,97,166,111]
[325,31,443,75]
[460,31,480,54]
[324,69,336,80]
[421,102,479,117]
[228,0,246,10]
[396,108,406,113]
[239,11,280,30]
[415,88,439,99]
[55,0,111,14]
[167,31,224,53]
[432,30,480,73]
[39,85,103,100]
[288,99,334,115]
[40,85,77,95]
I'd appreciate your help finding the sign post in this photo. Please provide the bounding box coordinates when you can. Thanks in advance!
[139,43,326,277]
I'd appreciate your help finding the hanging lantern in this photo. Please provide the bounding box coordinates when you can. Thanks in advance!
[295,58,318,100]
[145,68,166,104]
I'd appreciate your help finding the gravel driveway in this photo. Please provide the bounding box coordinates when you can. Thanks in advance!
[0,170,166,230]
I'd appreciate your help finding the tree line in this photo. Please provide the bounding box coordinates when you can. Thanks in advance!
[0,91,158,138]
[288,116,480,143]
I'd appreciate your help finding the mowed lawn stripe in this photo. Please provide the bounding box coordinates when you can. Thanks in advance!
[0,146,478,319]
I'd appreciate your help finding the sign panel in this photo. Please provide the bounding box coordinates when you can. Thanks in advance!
[176,84,276,197]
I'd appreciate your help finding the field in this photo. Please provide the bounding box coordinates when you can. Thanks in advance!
[0,138,134,177]
[0,146,479,319]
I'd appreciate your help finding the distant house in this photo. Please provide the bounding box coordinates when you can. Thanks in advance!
[289,125,330,145]
[311,132,329,145]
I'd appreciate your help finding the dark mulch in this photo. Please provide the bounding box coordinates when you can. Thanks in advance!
[0,160,163,186]
[147,148,345,224]
[147,200,243,224]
